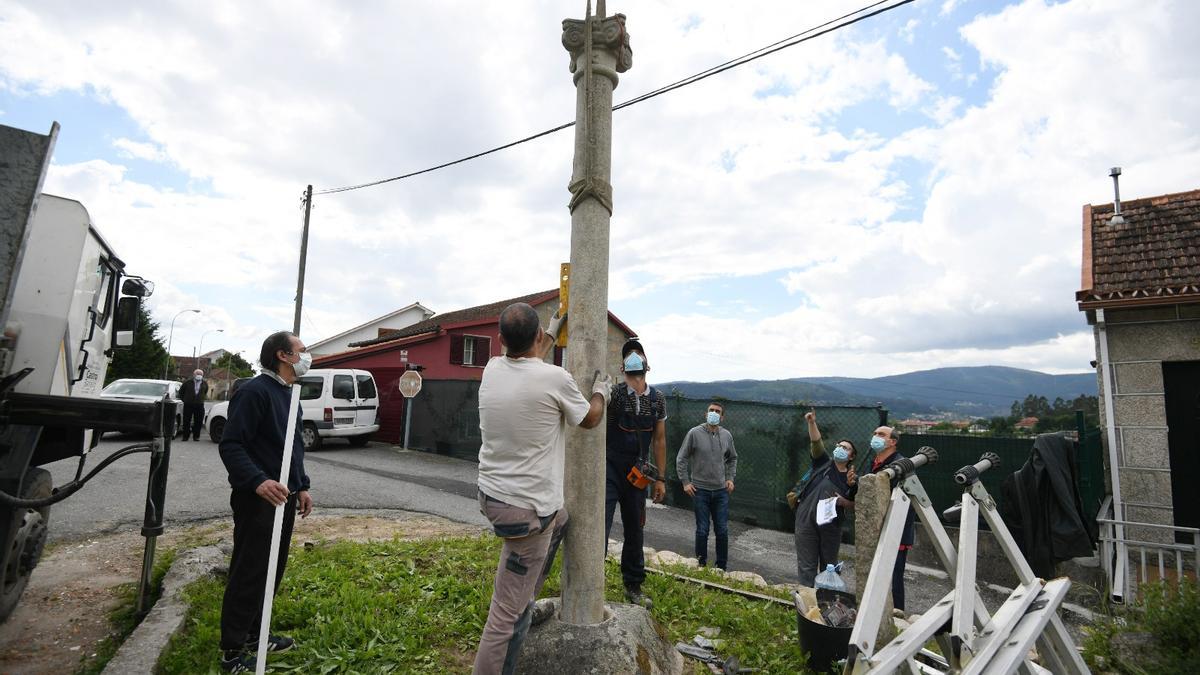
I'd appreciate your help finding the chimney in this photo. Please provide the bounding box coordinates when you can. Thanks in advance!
[1109,167,1125,225]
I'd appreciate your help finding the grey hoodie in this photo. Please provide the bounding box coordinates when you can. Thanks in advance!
[676,423,737,491]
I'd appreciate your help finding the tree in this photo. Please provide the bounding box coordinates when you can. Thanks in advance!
[105,305,170,385]
[214,351,254,379]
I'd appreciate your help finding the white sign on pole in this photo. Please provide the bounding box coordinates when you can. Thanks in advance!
[400,349,408,363]
[398,370,423,398]
[255,383,301,675]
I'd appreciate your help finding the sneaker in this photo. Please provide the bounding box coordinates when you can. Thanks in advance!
[220,649,256,673]
[624,588,653,610]
[245,634,295,653]
[530,599,555,627]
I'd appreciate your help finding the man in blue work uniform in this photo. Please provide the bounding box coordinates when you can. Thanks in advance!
[604,338,667,609]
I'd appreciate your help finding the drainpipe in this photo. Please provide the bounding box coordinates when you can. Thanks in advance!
[1096,308,1127,601]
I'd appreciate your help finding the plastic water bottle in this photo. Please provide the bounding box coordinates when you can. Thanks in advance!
[814,563,847,592]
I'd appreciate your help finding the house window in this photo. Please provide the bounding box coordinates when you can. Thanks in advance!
[449,334,491,367]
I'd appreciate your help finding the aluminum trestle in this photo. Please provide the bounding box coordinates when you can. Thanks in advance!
[845,453,1089,675]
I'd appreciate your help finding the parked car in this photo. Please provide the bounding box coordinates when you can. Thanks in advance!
[99,379,184,438]
[206,369,380,450]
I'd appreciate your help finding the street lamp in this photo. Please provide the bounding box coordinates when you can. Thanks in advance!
[163,309,201,379]
[195,329,225,374]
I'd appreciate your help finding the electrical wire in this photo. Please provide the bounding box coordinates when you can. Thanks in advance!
[314,0,916,196]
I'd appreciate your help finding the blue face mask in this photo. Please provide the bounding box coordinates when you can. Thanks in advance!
[870,436,886,451]
[623,352,644,372]
[706,411,721,426]
[832,446,850,463]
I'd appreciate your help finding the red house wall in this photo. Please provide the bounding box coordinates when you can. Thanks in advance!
[313,323,500,443]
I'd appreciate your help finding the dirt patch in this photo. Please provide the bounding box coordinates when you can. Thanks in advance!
[0,512,481,674]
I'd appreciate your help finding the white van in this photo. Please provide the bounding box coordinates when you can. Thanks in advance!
[206,368,380,450]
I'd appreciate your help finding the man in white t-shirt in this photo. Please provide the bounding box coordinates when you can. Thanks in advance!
[473,302,610,675]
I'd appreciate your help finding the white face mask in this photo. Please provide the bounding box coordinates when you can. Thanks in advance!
[292,351,312,377]
[194,375,203,381]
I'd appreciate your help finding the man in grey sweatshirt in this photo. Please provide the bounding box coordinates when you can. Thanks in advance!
[676,401,738,569]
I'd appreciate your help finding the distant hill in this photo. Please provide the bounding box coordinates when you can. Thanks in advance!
[660,366,1098,418]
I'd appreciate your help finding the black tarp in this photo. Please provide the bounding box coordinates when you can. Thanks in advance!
[1000,433,1098,579]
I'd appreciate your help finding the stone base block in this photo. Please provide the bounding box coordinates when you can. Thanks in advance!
[515,599,683,675]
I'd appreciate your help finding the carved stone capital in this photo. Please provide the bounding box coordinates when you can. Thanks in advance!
[561,14,633,77]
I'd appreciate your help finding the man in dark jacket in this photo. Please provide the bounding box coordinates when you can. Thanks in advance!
[216,331,313,673]
[178,368,208,441]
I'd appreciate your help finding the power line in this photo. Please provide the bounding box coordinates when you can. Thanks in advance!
[314,0,916,196]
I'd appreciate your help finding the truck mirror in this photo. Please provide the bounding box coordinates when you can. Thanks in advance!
[121,277,155,297]
[114,296,139,347]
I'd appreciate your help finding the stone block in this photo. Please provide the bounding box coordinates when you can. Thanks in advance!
[1123,505,1176,547]
[1114,362,1163,394]
[1120,428,1169,468]
[516,600,683,674]
[1106,322,1200,361]
[1118,470,1173,508]
[1113,394,1166,427]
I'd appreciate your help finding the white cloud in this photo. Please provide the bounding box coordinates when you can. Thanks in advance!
[112,138,166,162]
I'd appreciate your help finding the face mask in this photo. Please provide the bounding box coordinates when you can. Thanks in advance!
[194,375,203,381]
[870,436,886,451]
[706,411,721,426]
[832,446,850,463]
[292,351,312,377]
[623,352,645,372]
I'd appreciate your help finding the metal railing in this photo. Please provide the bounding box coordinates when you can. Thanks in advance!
[1097,495,1200,603]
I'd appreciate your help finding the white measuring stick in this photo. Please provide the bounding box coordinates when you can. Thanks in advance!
[255,383,301,675]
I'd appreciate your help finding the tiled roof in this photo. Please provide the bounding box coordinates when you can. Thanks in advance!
[347,289,558,348]
[1078,188,1200,309]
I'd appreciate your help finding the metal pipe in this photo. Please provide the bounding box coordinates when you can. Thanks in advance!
[954,452,1000,485]
[1095,308,1128,601]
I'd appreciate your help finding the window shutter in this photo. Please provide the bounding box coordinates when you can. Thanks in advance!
[449,334,464,365]
[474,337,491,365]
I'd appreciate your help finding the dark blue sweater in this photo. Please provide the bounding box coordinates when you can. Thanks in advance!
[218,373,310,493]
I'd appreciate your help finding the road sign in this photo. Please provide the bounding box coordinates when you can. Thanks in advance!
[398,370,423,398]
[400,349,408,363]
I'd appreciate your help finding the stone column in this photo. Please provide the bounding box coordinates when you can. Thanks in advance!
[854,473,897,647]
[559,8,633,626]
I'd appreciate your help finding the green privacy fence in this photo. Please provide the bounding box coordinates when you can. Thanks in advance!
[661,395,886,533]
[894,415,1105,532]
[406,385,1106,537]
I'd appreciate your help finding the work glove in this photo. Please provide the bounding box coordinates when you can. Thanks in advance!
[545,309,567,340]
[592,372,613,405]
[786,490,798,510]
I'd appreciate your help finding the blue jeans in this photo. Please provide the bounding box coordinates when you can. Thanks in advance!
[693,487,729,569]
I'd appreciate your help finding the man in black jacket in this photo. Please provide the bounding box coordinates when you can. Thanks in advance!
[178,368,208,441]
[216,331,313,673]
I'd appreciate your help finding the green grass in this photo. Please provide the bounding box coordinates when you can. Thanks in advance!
[77,547,178,675]
[1082,579,1200,675]
[157,535,813,674]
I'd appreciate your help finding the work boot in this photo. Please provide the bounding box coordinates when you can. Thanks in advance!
[530,599,555,627]
[625,588,653,610]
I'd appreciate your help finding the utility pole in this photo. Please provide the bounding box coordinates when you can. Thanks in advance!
[293,184,313,337]
[559,1,633,626]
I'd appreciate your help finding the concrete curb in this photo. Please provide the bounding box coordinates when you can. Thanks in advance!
[102,545,225,674]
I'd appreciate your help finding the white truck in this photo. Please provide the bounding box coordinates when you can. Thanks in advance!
[0,121,171,621]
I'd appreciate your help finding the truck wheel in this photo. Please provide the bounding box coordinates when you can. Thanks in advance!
[302,423,322,451]
[0,468,52,623]
[209,417,225,444]
[348,434,371,447]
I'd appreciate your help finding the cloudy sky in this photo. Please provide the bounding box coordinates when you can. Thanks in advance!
[2,0,1197,382]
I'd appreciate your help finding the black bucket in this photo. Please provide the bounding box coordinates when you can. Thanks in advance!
[796,588,856,674]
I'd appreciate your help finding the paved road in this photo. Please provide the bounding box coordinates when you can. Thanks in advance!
[37,435,1095,635]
